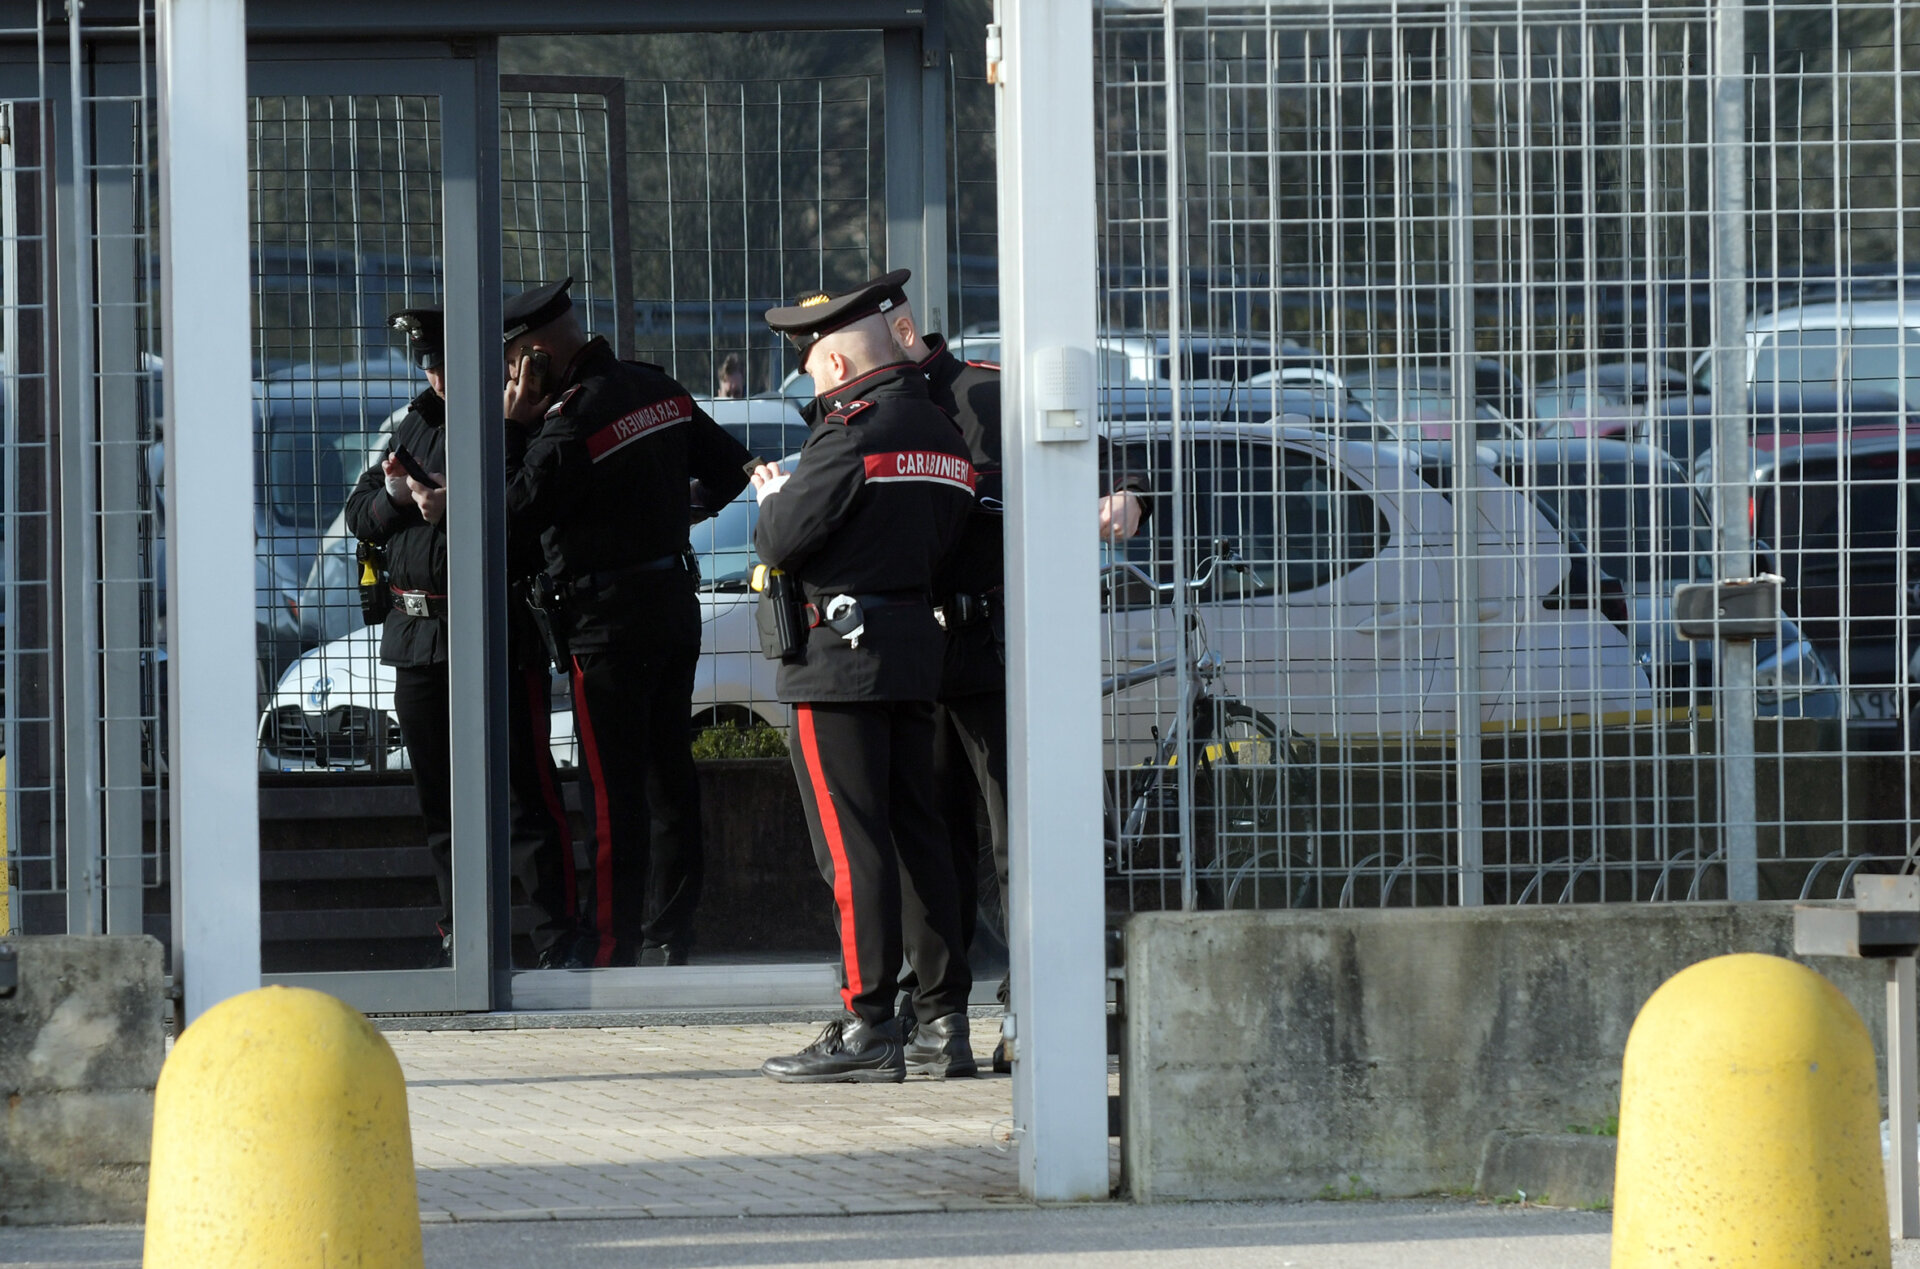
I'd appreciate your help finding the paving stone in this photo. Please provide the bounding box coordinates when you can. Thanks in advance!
[391,1023,1027,1221]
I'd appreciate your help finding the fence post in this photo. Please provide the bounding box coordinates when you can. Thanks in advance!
[442,40,509,1011]
[53,21,103,935]
[996,0,1110,1202]
[157,0,260,1022]
[1710,0,1758,902]
[1446,0,1485,906]
[883,4,948,329]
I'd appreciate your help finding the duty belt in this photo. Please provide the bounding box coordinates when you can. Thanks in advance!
[568,550,698,598]
[839,590,930,611]
[389,586,447,619]
[936,588,1000,628]
[809,590,931,650]
[802,589,930,629]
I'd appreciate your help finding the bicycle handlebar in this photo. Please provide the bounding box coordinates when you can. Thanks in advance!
[1103,545,1246,597]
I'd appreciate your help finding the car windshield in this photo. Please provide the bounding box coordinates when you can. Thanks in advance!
[1513,469,1716,589]
[1755,326,1920,405]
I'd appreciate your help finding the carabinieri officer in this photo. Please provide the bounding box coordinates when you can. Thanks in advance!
[345,308,457,963]
[754,278,979,1083]
[502,277,753,968]
[860,268,1148,1072]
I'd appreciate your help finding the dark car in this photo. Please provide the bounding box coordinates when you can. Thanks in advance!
[1139,334,1327,385]
[1534,360,1695,439]
[1344,358,1529,422]
[1334,364,1522,443]
[1536,360,1693,411]
[1651,387,1906,473]
[1098,382,1377,431]
[1748,432,1920,746]
[1406,438,1841,729]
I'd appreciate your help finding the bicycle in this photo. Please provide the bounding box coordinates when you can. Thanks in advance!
[1101,548,1322,912]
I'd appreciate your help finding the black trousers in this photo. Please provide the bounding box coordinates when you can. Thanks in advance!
[395,659,581,958]
[507,664,580,954]
[392,663,454,931]
[789,700,971,1026]
[934,691,1011,950]
[569,641,704,966]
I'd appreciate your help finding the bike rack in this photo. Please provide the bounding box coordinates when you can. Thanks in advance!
[1684,849,1727,901]
[1797,850,1850,901]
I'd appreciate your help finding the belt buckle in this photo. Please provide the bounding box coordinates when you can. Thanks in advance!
[400,592,430,618]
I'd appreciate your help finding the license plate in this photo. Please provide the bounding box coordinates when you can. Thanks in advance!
[1849,688,1902,723]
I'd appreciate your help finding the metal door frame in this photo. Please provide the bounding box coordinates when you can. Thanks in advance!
[250,50,505,1015]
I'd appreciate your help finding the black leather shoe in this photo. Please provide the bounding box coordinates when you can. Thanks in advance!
[536,930,592,969]
[638,943,691,967]
[761,1015,905,1084]
[904,1012,978,1079]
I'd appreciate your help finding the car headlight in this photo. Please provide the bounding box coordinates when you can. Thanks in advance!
[1756,640,1837,704]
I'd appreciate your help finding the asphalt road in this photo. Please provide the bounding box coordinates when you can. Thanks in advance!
[9,1200,1606,1268]
[21,1200,1920,1267]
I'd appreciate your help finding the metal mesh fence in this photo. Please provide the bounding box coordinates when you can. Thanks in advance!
[622,76,885,737]
[249,93,443,786]
[0,4,167,938]
[1095,0,1920,915]
[1,94,55,935]
[253,72,889,784]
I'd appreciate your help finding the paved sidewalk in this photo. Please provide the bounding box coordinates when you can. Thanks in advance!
[390,1022,1029,1220]
[21,1022,1920,1266]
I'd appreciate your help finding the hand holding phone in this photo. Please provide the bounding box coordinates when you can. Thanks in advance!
[505,346,554,425]
[393,445,441,490]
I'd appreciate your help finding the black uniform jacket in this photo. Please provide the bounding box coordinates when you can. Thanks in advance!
[345,389,448,669]
[754,362,976,704]
[918,335,1008,699]
[505,337,753,653]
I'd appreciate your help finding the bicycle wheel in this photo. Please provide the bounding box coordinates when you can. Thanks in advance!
[1192,697,1321,909]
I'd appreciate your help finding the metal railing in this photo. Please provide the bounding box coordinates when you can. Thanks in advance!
[0,2,167,939]
[1095,0,1920,914]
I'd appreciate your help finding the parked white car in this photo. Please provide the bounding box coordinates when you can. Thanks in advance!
[262,438,802,772]
[684,419,1655,748]
[257,624,579,773]
[1099,422,1655,745]
[1691,299,1920,405]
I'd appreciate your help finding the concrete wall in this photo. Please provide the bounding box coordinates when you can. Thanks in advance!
[1122,903,1885,1202]
[0,935,166,1224]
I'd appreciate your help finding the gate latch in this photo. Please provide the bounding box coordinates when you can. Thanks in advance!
[1673,575,1782,642]
[0,944,16,999]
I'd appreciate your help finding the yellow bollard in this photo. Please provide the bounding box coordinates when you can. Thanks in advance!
[1612,952,1889,1268]
[143,985,423,1269]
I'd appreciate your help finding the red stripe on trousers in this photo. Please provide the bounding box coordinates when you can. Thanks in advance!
[525,669,576,916]
[570,660,618,967]
[795,703,862,1013]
